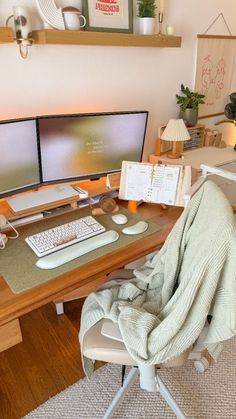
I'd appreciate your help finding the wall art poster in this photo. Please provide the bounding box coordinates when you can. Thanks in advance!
[195,36,236,118]
[83,0,133,33]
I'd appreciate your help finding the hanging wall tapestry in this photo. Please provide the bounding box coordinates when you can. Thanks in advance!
[195,35,236,118]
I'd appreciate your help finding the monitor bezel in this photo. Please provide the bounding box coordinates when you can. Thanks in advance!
[0,116,42,199]
[38,110,148,186]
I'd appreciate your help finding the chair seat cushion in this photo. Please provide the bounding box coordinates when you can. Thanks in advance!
[82,319,191,367]
[83,320,136,366]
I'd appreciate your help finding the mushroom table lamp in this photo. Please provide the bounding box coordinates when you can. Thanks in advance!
[160,118,190,159]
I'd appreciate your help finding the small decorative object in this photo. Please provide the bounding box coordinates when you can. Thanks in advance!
[35,0,65,30]
[158,0,164,34]
[166,25,174,35]
[204,128,225,148]
[5,6,33,59]
[82,0,133,33]
[137,0,156,35]
[160,118,191,159]
[215,92,236,149]
[176,84,205,127]
[106,172,121,189]
[62,7,86,30]
[92,196,119,215]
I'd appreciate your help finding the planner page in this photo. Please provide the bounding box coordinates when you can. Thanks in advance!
[150,164,180,204]
[119,161,182,205]
[119,161,153,201]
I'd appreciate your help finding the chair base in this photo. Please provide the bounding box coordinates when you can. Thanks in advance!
[102,366,186,419]
[103,367,139,419]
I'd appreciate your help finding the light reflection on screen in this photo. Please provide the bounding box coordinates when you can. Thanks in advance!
[39,112,147,183]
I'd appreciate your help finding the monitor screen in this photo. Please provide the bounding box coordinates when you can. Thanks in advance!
[38,111,148,184]
[0,118,41,198]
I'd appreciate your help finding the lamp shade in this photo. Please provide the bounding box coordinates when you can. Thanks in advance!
[160,119,191,142]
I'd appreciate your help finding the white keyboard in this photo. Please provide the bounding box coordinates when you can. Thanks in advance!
[36,230,119,270]
[25,216,106,257]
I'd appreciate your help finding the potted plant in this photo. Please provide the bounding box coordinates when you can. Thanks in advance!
[215,92,236,150]
[137,0,156,35]
[176,84,205,126]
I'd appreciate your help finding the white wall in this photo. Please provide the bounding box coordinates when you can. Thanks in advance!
[0,0,236,159]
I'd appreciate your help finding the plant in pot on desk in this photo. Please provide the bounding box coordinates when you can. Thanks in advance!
[176,84,205,127]
[215,92,236,150]
[137,0,156,35]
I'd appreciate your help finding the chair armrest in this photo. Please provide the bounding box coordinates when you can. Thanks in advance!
[101,321,124,342]
[200,164,236,181]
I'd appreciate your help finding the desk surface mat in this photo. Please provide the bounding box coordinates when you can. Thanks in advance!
[0,207,161,294]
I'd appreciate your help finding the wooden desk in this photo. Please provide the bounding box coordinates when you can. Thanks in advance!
[0,200,182,352]
[149,146,236,170]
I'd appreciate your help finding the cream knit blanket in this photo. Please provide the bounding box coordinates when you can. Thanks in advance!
[79,181,236,378]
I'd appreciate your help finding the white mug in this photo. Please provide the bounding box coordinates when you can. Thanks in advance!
[63,12,86,30]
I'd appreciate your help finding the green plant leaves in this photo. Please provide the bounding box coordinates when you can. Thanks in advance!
[137,0,156,17]
[176,84,205,111]
[216,92,236,126]
[225,103,236,119]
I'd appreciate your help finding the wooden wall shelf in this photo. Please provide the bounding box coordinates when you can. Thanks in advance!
[0,27,181,48]
[0,27,14,43]
[32,29,182,47]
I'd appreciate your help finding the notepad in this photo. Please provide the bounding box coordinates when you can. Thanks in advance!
[119,161,191,206]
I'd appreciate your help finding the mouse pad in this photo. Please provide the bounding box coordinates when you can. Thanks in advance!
[0,207,161,294]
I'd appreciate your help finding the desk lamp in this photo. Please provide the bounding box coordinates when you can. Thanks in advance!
[160,118,190,159]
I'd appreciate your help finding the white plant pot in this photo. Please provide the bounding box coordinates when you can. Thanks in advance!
[138,17,156,35]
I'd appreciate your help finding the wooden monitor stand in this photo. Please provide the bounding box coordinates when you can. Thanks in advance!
[1,176,119,225]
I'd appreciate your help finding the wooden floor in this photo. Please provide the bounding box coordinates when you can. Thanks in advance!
[0,299,90,419]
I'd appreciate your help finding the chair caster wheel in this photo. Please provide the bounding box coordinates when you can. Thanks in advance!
[194,357,210,373]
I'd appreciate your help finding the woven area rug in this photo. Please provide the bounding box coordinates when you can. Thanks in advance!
[24,337,236,419]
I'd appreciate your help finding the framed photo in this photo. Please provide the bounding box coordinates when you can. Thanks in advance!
[82,0,133,33]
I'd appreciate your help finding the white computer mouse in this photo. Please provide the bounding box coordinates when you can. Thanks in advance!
[111,213,128,225]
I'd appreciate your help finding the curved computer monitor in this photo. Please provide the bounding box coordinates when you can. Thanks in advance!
[38,111,148,185]
[0,117,41,198]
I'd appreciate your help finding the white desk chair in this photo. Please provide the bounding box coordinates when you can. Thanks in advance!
[83,319,189,419]
[81,180,236,419]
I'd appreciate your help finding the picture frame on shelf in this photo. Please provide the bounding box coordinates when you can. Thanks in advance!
[82,0,133,33]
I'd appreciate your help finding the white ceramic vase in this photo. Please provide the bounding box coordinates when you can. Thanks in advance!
[138,17,156,35]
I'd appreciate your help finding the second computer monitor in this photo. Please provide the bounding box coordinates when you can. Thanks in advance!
[38,111,148,184]
[0,118,40,198]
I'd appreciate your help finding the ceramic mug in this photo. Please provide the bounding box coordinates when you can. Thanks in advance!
[63,12,86,30]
